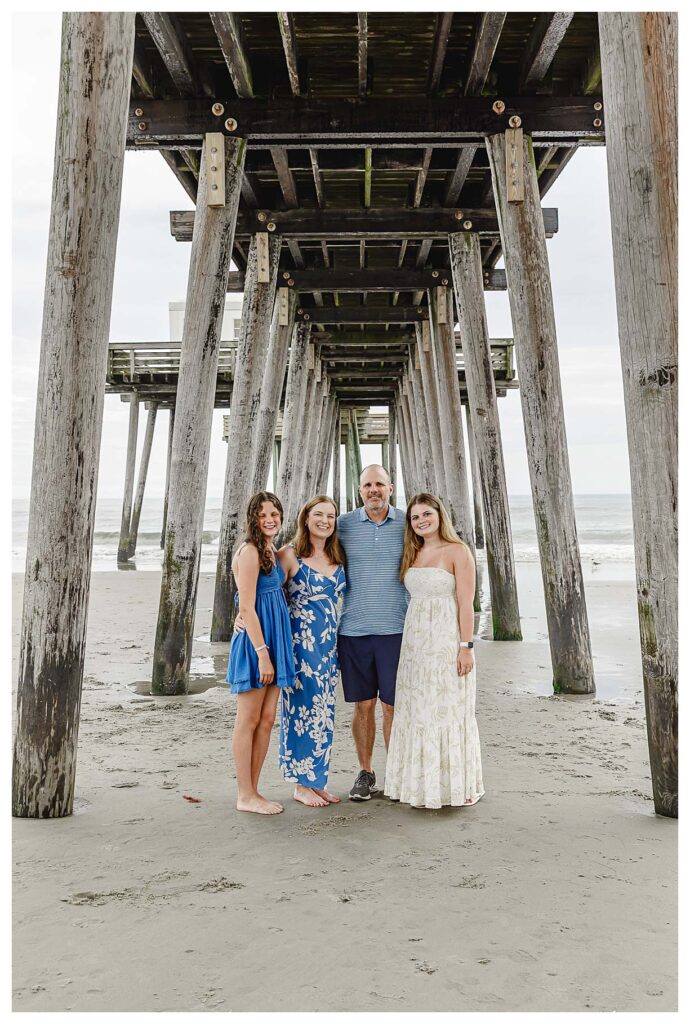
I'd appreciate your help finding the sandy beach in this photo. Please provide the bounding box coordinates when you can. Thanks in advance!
[12,561,677,1012]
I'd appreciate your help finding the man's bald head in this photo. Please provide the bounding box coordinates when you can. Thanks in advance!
[359,463,391,486]
[358,464,393,515]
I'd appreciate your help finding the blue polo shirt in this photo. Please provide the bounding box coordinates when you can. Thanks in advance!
[337,505,407,636]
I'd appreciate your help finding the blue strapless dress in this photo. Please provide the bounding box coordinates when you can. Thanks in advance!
[226,559,296,693]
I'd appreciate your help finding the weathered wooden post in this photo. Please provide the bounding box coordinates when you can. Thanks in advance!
[344,411,354,511]
[249,286,296,493]
[427,286,474,544]
[395,396,412,502]
[272,439,281,492]
[127,402,158,559]
[487,132,593,692]
[599,12,678,816]
[284,360,320,534]
[409,348,437,493]
[276,323,312,511]
[416,321,447,506]
[317,393,337,493]
[151,132,246,692]
[449,231,522,639]
[399,383,420,495]
[212,233,281,641]
[117,394,139,562]
[301,374,328,501]
[350,405,363,482]
[332,406,342,508]
[12,12,135,818]
[388,403,398,503]
[160,405,175,548]
[464,406,485,548]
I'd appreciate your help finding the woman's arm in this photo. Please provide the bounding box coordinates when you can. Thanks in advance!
[278,543,299,580]
[235,545,275,683]
[452,543,476,677]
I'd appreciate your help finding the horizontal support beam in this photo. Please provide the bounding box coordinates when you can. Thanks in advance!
[128,96,604,147]
[297,306,428,325]
[311,330,416,346]
[172,208,558,241]
[227,268,508,292]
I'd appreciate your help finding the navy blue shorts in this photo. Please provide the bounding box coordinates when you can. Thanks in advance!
[337,633,403,707]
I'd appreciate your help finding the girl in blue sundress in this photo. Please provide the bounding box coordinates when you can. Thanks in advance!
[278,495,347,807]
[227,491,295,815]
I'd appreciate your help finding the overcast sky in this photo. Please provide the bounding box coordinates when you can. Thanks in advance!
[12,13,631,503]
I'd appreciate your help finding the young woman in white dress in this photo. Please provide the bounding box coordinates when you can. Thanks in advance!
[384,492,484,809]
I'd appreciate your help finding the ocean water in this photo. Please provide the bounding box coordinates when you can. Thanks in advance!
[12,493,634,574]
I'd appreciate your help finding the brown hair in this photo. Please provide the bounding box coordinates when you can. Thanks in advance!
[400,492,467,581]
[242,491,283,574]
[292,495,346,566]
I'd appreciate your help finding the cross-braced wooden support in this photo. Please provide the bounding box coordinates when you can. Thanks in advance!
[117,393,140,562]
[250,287,297,494]
[599,12,678,817]
[151,133,246,692]
[449,231,521,640]
[487,132,593,692]
[12,12,135,818]
[212,232,281,641]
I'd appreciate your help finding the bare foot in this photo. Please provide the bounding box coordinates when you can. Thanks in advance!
[312,787,341,804]
[236,794,283,815]
[293,785,328,807]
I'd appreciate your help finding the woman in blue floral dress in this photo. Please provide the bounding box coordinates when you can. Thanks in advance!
[278,496,347,807]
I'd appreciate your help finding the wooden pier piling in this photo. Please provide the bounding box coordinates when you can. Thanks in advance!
[212,232,281,641]
[127,402,158,559]
[276,323,312,522]
[151,133,245,692]
[12,12,135,818]
[487,132,593,691]
[160,406,175,548]
[464,407,485,549]
[117,394,140,562]
[599,12,678,816]
[450,231,521,639]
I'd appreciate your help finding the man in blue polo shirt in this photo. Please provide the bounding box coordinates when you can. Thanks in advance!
[337,463,407,801]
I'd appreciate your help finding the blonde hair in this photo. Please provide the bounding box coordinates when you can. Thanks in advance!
[400,492,467,581]
[292,495,346,566]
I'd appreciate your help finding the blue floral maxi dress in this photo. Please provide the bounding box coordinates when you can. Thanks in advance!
[279,559,346,788]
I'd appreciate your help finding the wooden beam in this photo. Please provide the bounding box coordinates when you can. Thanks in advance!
[358,13,368,99]
[276,269,452,292]
[309,148,325,207]
[519,13,575,91]
[298,307,427,325]
[171,206,559,241]
[464,12,506,95]
[12,12,136,819]
[128,96,606,146]
[141,13,205,98]
[363,146,372,207]
[132,36,158,98]
[427,13,454,93]
[151,134,246,694]
[270,146,298,207]
[487,130,594,694]
[599,12,677,817]
[160,149,198,202]
[209,12,254,99]
[277,13,301,96]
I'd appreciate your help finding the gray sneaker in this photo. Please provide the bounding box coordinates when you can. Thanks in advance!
[349,769,378,801]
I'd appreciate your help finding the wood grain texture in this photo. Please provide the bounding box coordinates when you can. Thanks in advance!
[464,406,484,549]
[250,288,297,494]
[427,287,473,546]
[450,232,522,640]
[599,12,678,817]
[275,321,312,525]
[12,12,135,818]
[388,403,398,502]
[151,133,246,691]
[487,132,593,689]
[160,406,175,547]
[211,232,281,641]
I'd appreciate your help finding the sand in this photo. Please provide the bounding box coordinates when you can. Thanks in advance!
[12,562,677,1012]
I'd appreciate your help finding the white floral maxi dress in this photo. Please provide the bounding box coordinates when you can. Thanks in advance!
[384,567,484,809]
[279,559,346,788]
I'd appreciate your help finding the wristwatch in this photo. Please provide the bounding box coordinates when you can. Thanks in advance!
[459,641,474,649]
